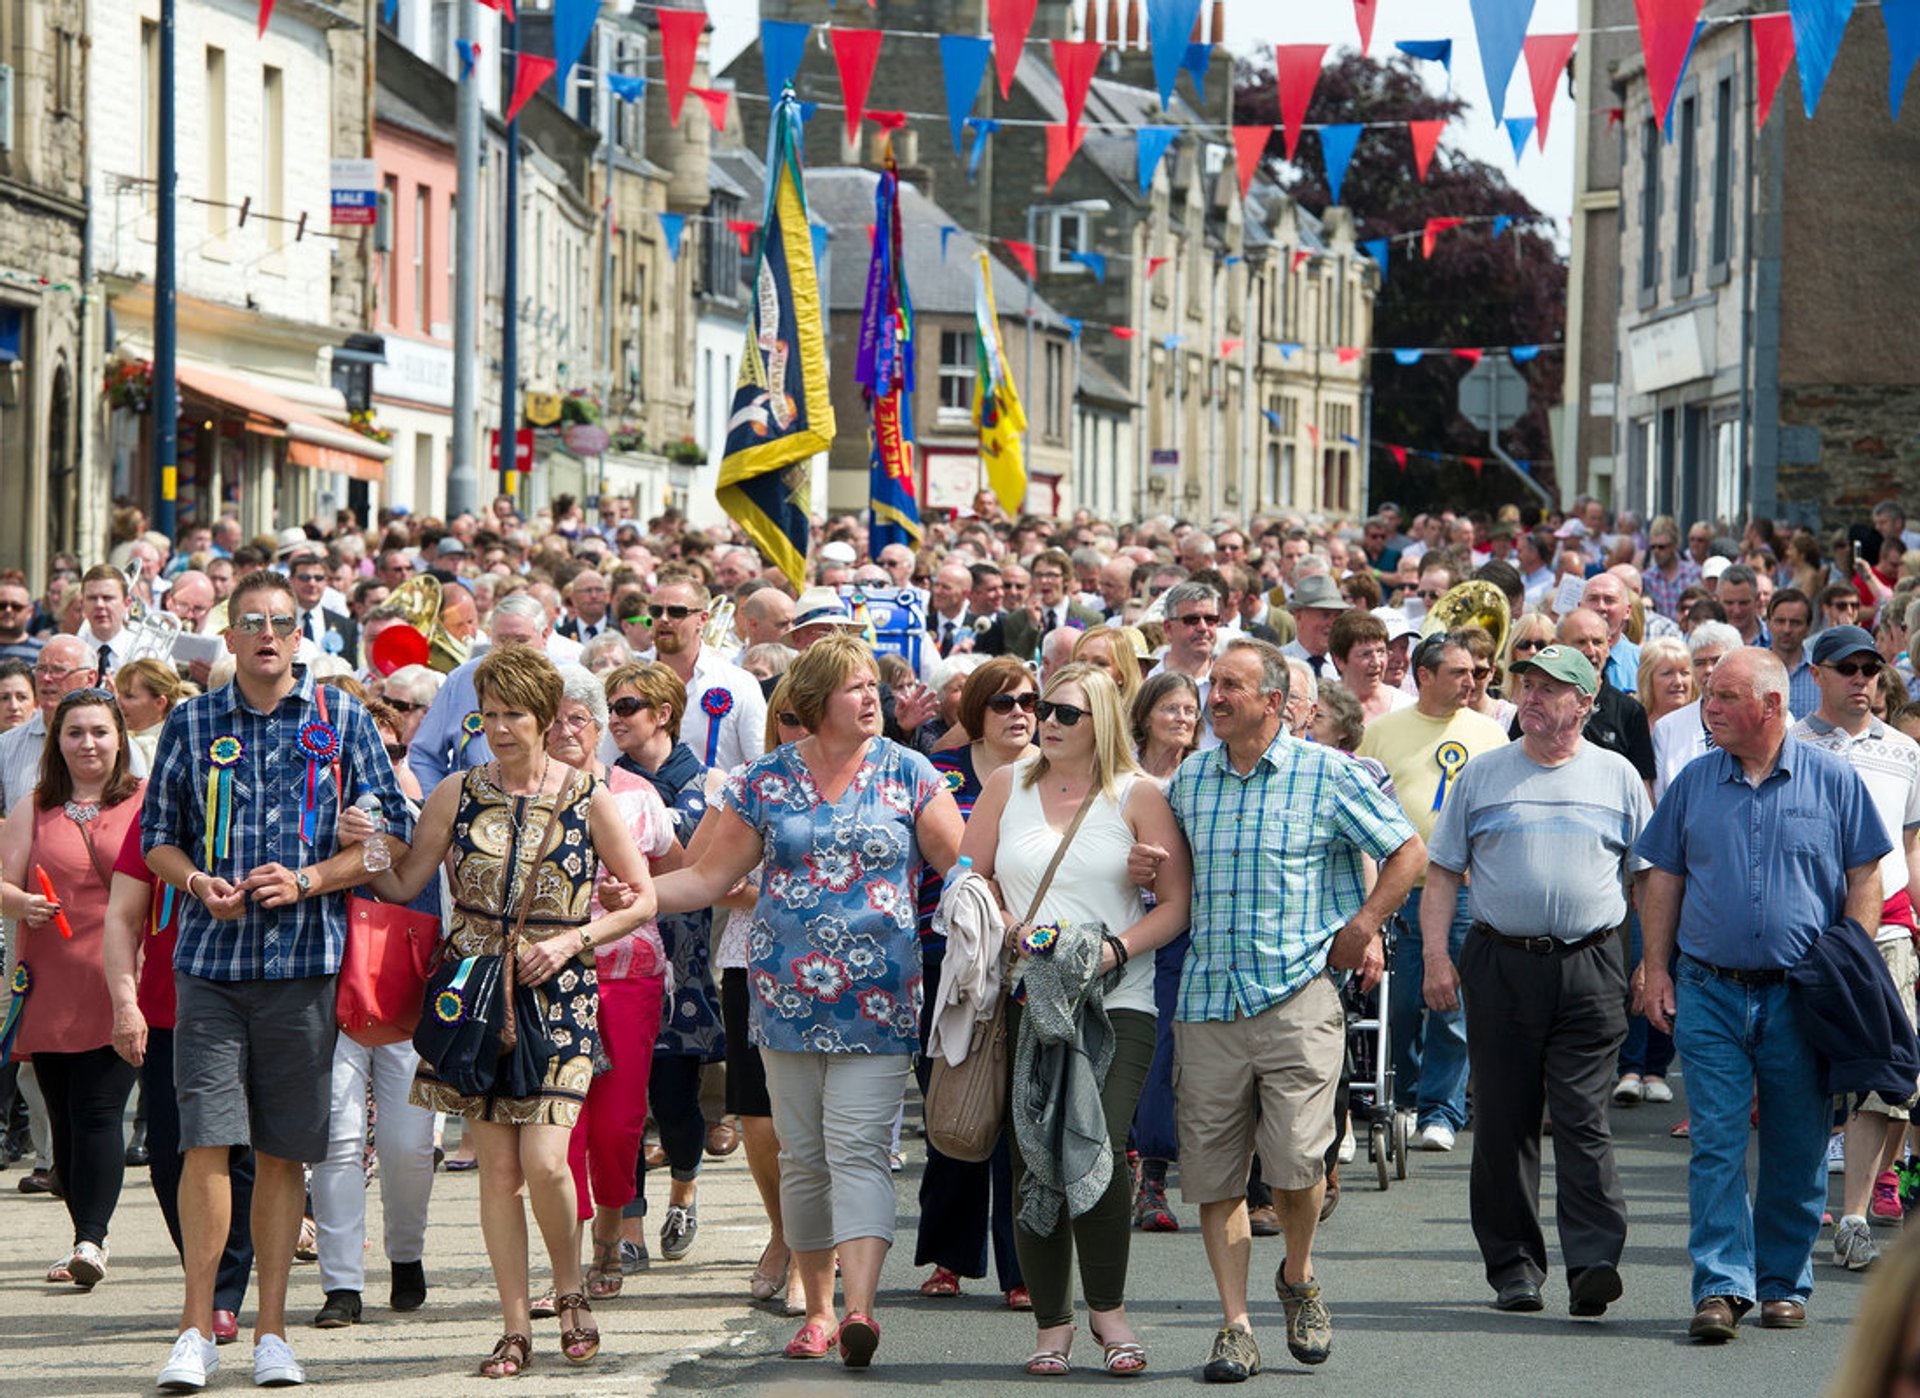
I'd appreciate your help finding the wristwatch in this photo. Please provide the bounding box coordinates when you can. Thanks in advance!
[294,870,313,900]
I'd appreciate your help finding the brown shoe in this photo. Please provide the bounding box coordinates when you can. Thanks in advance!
[705,1119,741,1158]
[1689,1296,1740,1342]
[1760,1299,1806,1330]
[1319,1167,1341,1223]
[1247,1205,1281,1237]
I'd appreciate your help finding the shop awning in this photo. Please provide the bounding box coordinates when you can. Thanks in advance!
[175,363,391,484]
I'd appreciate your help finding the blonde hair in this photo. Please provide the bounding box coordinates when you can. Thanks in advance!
[116,657,189,711]
[1072,625,1143,708]
[1021,662,1140,801]
[1506,610,1557,666]
[1823,1230,1920,1396]
[1637,635,1694,710]
[781,631,878,731]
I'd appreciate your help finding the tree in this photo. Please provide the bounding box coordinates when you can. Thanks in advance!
[1235,51,1568,514]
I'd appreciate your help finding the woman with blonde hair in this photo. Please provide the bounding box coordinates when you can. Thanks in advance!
[114,658,190,769]
[1636,636,1694,730]
[1504,610,1556,674]
[1071,626,1143,709]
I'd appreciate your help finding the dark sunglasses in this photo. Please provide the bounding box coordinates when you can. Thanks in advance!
[0,600,28,610]
[1176,613,1219,628]
[1825,659,1882,678]
[291,572,328,584]
[777,711,803,727]
[234,612,299,637]
[383,742,408,761]
[383,697,424,714]
[1511,638,1545,655]
[986,692,1038,715]
[609,696,650,717]
[1036,699,1089,727]
[648,604,697,622]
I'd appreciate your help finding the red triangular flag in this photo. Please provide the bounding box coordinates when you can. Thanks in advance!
[1408,120,1444,181]
[1146,255,1171,278]
[1750,13,1796,129]
[258,0,275,36]
[1052,39,1103,135]
[1353,0,1379,54]
[990,0,1039,98]
[1337,346,1362,364]
[1632,0,1705,133]
[505,53,556,122]
[1422,216,1464,258]
[728,219,758,256]
[1044,123,1086,190]
[1290,249,1312,273]
[1274,44,1329,162]
[1221,338,1244,356]
[1389,444,1408,472]
[868,110,909,131]
[1522,34,1578,150]
[1607,106,1626,128]
[478,0,515,17]
[1112,326,1137,340]
[1307,424,1321,451]
[694,87,731,131]
[657,7,705,127]
[1464,455,1484,475]
[1232,125,1271,202]
[1453,347,1484,365]
[1003,239,1037,282]
[830,28,884,145]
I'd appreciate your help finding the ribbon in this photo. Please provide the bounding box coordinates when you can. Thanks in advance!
[296,720,341,845]
[434,957,480,1024]
[1433,741,1469,811]
[458,711,485,758]
[151,881,176,938]
[701,688,735,766]
[204,736,244,868]
[0,963,28,1062]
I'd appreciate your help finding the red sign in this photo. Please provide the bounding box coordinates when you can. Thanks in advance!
[489,428,534,472]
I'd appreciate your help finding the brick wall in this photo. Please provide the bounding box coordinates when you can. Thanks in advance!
[1776,383,1920,525]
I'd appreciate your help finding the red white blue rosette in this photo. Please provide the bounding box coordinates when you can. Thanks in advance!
[296,720,341,843]
[701,687,734,764]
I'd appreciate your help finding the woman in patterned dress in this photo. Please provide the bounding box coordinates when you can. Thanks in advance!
[356,647,657,1379]
[653,633,965,1370]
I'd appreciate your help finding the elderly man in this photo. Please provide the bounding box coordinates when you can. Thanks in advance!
[1097,554,1137,620]
[1145,638,1422,1381]
[639,574,766,772]
[405,593,549,793]
[1580,573,1640,694]
[874,543,916,591]
[1357,632,1510,1152]
[1650,622,1742,801]
[928,562,976,658]
[1279,575,1349,679]
[1038,626,1081,688]
[556,569,613,643]
[1553,609,1656,784]
[1789,626,1920,1272]
[733,585,795,656]
[1424,644,1648,1316]
[1638,649,1889,1342]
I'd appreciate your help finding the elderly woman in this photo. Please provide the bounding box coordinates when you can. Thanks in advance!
[380,664,444,749]
[360,647,658,1378]
[1071,626,1143,710]
[653,632,964,1368]
[1636,636,1694,732]
[1131,671,1200,783]
[0,690,144,1288]
[580,632,635,677]
[919,652,984,750]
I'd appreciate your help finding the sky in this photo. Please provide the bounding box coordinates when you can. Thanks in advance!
[701,0,1580,223]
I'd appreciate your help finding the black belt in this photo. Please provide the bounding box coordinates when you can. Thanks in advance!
[1473,922,1616,955]
[1682,954,1789,987]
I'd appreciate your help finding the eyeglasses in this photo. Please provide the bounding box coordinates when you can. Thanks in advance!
[1830,599,1860,611]
[777,711,803,728]
[1510,639,1544,655]
[33,662,86,680]
[555,711,595,731]
[1825,659,1882,678]
[648,604,698,622]
[1036,700,1089,727]
[1176,613,1220,628]
[0,600,28,611]
[986,692,1038,715]
[291,572,328,584]
[383,697,424,714]
[1418,590,1447,603]
[233,612,299,637]
[383,742,408,761]
[609,696,650,717]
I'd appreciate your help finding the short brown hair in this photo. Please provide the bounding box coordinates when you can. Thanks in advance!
[37,689,139,811]
[80,563,128,597]
[782,631,878,731]
[474,645,564,731]
[226,568,295,620]
[1328,609,1387,663]
[957,656,1037,738]
[603,661,687,740]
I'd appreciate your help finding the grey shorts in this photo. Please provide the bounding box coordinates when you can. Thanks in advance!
[174,973,339,1163]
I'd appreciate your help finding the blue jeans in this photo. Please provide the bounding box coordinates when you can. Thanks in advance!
[1618,912,1677,1079]
[1391,885,1472,1131]
[1673,955,1830,1307]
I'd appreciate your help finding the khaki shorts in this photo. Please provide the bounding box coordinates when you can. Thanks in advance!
[1854,932,1920,1120]
[1172,973,1345,1201]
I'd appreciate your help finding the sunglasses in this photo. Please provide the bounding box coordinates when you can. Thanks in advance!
[621,614,648,628]
[777,711,803,727]
[1831,599,1860,611]
[0,600,28,611]
[1511,639,1544,655]
[1036,700,1089,727]
[609,696,650,717]
[291,572,328,584]
[1472,666,1493,680]
[383,698,424,714]
[986,692,1038,715]
[1176,613,1219,628]
[234,612,299,637]
[383,742,408,761]
[1825,660,1882,678]
[648,604,698,622]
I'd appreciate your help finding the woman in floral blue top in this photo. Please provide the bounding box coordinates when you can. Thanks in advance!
[655,633,964,1370]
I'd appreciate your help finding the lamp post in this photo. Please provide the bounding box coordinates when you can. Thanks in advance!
[1021,197,1110,476]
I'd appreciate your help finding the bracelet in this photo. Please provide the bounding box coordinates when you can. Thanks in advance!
[186,872,208,901]
[1103,932,1131,969]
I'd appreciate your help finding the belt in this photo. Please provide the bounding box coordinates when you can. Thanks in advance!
[1682,954,1789,987]
[1473,922,1616,955]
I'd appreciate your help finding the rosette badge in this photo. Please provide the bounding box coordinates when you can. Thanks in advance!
[458,711,485,757]
[203,735,246,866]
[1020,922,1061,958]
[434,988,466,1024]
[296,720,342,843]
[701,688,735,764]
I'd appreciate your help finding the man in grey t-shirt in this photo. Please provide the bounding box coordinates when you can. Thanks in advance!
[1422,644,1651,1319]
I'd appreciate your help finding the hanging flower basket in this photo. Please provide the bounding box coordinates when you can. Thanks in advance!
[104,359,153,414]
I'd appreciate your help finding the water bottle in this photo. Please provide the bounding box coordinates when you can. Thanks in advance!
[354,795,391,872]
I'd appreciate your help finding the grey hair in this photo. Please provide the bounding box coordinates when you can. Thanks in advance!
[581,631,635,670]
[1223,636,1290,701]
[1742,648,1791,704]
[1904,597,1920,636]
[1162,579,1221,617]
[1687,621,1742,655]
[1285,657,1318,706]
[383,664,444,703]
[929,652,985,691]
[554,663,609,727]
[490,591,548,633]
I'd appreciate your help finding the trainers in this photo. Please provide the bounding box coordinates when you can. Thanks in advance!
[1274,1267,1333,1365]
[1826,1132,1846,1174]
[253,1333,305,1387]
[1133,1175,1178,1232]
[158,1329,219,1392]
[1834,1215,1880,1271]
[660,1202,698,1260]
[1871,1169,1905,1223]
[1201,1323,1261,1383]
[1642,1077,1674,1104]
[1415,1121,1456,1152]
[1336,1127,1356,1164]
[1613,1074,1644,1104]
[618,1237,651,1273]
[68,1240,108,1289]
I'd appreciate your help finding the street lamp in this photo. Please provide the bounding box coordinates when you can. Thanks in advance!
[1022,198,1110,489]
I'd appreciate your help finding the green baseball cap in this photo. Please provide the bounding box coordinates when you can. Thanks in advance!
[1510,643,1598,696]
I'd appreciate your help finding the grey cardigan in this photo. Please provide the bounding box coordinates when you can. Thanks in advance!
[1009,920,1115,1235]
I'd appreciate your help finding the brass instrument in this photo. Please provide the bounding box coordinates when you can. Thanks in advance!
[1420,579,1512,660]
[119,559,185,665]
[372,574,469,675]
[702,594,738,651]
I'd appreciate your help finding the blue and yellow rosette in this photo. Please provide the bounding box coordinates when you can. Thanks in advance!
[1433,740,1469,811]
[701,687,734,765]
[203,736,244,867]
[434,958,479,1025]
[457,711,485,759]
[296,720,341,844]
[0,963,30,1062]
[1020,922,1061,958]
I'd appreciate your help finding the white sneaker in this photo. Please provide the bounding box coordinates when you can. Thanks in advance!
[253,1334,305,1388]
[1827,1132,1846,1174]
[1833,1215,1880,1271]
[1641,1077,1674,1104]
[1337,1126,1356,1164]
[158,1329,218,1392]
[1416,1122,1456,1152]
[1613,1074,1644,1104]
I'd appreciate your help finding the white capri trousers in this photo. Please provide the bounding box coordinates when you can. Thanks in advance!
[311,1039,436,1293]
[762,1049,911,1254]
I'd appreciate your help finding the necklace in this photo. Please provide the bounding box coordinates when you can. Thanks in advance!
[493,752,551,798]
[63,800,100,826]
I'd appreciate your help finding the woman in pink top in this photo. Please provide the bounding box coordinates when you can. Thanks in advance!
[0,688,144,1290]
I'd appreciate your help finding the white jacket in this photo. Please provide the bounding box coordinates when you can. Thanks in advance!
[926,870,1008,1067]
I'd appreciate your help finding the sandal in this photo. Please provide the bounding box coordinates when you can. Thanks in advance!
[556,1291,599,1365]
[749,1244,791,1303]
[1024,1349,1073,1376]
[531,1290,558,1320]
[919,1265,962,1298]
[838,1310,880,1369]
[783,1321,837,1359]
[1090,1315,1146,1375]
[294,1216,318,1262]
[479,1332,532,1379]
[46,1252,73,1285]
[586,1237,623,1301]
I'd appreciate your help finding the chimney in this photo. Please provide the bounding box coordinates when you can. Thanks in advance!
[1106,0,1121,49]
[1082,0,1097,40]
[1210,0,1224,44]
[1125,0,1140,49]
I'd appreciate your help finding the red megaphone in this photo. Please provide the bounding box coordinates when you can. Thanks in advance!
[369,624,430,676]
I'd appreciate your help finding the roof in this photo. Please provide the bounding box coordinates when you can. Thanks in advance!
[1011,53,1207,205]
[1077,350,1134,406]
[709,146,765,207]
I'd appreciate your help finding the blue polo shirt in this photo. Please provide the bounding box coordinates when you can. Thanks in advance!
[1635,735,1890,969]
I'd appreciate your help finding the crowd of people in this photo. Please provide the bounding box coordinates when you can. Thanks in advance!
[0,486,1917,1391]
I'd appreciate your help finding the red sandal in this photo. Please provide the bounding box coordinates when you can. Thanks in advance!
[839,1310,880,1368]
[783,1321,837,1359]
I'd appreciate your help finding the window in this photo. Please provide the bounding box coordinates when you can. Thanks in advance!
[446,193,457,332]
[1043,340,1065,440]
[1638,119,1660,301]
[1673,94,1697,287]
[53,28,75,117]
[1712,416,1743,522]
[938,329,976,417]
[1049,211,1090,274]
[205,48,227,234]
[140,21,158,211]
[1265,395,1296,508]
[702,196,740,298]
[413,186,430,331]
[260,67,285,249]
[382,175,400,324]
[1332,256,1347,345]
[1710,74,1734,277]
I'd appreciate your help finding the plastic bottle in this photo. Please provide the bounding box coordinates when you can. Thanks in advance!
[354,794,391,872]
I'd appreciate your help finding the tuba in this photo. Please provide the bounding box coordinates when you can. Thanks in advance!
[119,559,185,664]
[372,574,469,675]
[1420,579,1511,660]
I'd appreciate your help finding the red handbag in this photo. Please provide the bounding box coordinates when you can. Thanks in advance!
[337,895,441,1046]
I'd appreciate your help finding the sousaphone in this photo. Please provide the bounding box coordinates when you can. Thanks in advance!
[371,573,469,675]
[1420,579,1511,659]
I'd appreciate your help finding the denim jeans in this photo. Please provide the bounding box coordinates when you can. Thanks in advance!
[1673,955,1830,1306]
[1618,912,1677,1079]
[1391,885,1472,1130]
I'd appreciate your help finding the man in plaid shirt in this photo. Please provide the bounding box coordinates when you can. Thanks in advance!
[1642,517,1703,620]
[143,569,411,1392]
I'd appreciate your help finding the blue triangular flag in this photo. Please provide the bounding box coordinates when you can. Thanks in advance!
[1137,127,1179,195]
[1341,433,1360,447]
[1224,254,1243,266]
[384,0,397,23]
[1492,214,1514,238]
[1278,341,1303,360]
[455,38,477,80]
[1066,250,1107,284]
[1516,459,1532,474]
[966,118,998,181]
[1146,0,1205,108]
[552,0,599,104]
[1790,0,1857,118]
[940,35,994,155]
[1510,344,1542,362]
[811,223,831,266]
[607,73,648,104]
[1396,39,1454,84]
[1063,318,1083,341]
[1885,0,1920,117]
[760,20,810,105]
[1163,334,1185,350]
[1180,42,1213,100]
[797,100,820,124]
[1469,0,1536,123]
[1262,409,1284,430]
[1319,123,1363,206]
[1393,348,1424,365]
[939,225,960,260]
[1503,117,1534,161]
[1361,237,1390,282]
[657,212,685,261]
[1663,22,1706,136]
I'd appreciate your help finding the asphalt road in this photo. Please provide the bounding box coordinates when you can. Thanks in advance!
[663,1078,1877,1397]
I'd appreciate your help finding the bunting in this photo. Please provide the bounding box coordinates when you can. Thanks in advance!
[831,28,884,143]
[1232,125,1272,202]
[1045,122,1086,189]
[1275,44,1330,161]
[1002,239,1037,282]
[259,0,275,37]
[1408,119,1445,181]
[607,73,648,103]
[1522,33,1578,150]
[1423,216,1465,258]
[506,54,557,123]
[940,35,994,154]
[478,0,514,18]
[1504,116,1536,159]
[657,212,686,261]
[1470,0,1537,124]
[1146,0,1204,107]
[1887,0,1920,118]
[990,0,1039,99]
[1354,0,1380,54]
[761,20,810,104]
[1179,42,1213,99]
[1362,237,1389,282]
[966,118,998,179]
[1396,39,1454,81]
[694,87,731,131]
[1053,39,1103,136]
[1634,0,1705,133]
[1065,250,1107,283]
[1790,0,1857,117]
[859,157,922,552]
[455,39,480,81]
[1752,12,1798,127]
[552,0,599,104]
[973,251,1029,516]
[1137,126,1180,195]
[657,6,705,127]
[1319,123,1362,205]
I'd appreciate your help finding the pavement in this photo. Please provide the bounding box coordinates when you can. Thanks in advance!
[0,1079,1892,1397]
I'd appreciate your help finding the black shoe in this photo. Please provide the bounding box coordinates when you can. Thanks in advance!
[390,1260,427,1313]
[124,1142,150,1167]
[17,1167,55,1195]
[1494,1280,1544,1312]
[1569,1263,1623,1318]
[313,1289,362,1329]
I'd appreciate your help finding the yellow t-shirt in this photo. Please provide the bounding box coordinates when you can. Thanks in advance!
[1356,705,1511,882]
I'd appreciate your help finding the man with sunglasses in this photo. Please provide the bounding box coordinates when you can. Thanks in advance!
[0,577,43,663]
[637,576,764,773]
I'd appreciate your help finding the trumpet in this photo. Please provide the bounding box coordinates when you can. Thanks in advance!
[703,595,738,651]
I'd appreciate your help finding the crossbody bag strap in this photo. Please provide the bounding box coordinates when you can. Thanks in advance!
[500,773,579,1053]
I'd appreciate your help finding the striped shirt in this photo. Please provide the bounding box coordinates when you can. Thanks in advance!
[1167,731,1417,1023]
[142,667,413,982]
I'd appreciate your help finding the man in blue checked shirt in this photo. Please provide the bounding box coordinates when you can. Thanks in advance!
[1132,637,1423,1384]
[143,569,412,1394]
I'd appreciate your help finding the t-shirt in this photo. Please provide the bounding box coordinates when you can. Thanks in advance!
[1356,704,1509,881]
[1427,742,1652,939]
[1791,714,1920,939]
[115,818,182,1030]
